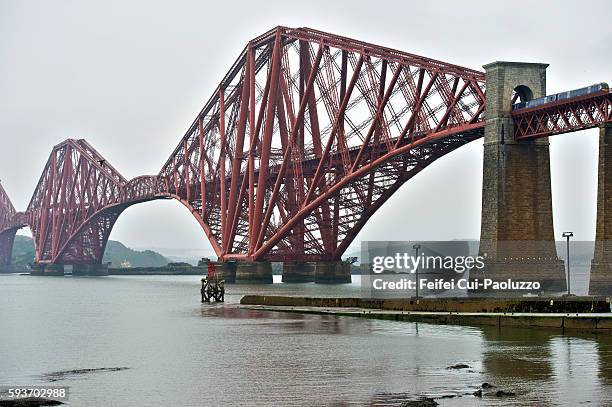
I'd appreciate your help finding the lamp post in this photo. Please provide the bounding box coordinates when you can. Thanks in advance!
[562,232,573,296]
[413,243,421,299]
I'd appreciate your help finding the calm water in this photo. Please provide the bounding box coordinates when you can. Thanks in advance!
[1,273,612,406]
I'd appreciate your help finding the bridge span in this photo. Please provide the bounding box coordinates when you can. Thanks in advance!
[1,27,611,290]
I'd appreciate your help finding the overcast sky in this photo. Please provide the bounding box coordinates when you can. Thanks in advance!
[1,0,610,257]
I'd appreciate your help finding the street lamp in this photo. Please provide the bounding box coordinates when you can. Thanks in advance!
[562,232,574,296]
[413,243,421,299]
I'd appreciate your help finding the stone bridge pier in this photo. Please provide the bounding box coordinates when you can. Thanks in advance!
[590,124,612,294]
[0,228,17,271]
[475,61,566,294]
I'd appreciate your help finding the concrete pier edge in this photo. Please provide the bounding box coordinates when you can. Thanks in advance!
[240,295,612,333]
[242,304,612,333]
[240,295,611,313]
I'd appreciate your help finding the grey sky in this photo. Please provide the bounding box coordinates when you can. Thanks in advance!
[1,0,610,256]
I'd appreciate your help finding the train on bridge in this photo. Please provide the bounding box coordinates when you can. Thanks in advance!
[512,82,609,110]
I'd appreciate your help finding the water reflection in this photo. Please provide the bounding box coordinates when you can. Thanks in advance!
[550,336,601,405]
[597,335,612,386]
[482,327,554,381]
[1,274,612,406]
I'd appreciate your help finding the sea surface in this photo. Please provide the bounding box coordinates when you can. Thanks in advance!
[1,273,611,406]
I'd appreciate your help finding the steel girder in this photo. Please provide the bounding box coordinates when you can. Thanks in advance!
[26,139,126,264]
[513,91,612,140]
[159,26,487,261]
[0,183,26,266]
[0,182,17,232]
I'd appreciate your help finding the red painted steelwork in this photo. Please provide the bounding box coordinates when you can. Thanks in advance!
[0,183,24,266]
[513,91,612,140]
[158,26,487,262]
[1,26,609,267]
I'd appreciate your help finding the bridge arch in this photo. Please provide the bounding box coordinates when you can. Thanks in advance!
[257,130,483,260]
[52,176,222,265]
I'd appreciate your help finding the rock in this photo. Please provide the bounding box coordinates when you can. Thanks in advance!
[0,397,63,406]
[495,390,516,397]
[482,382,494,388]
[400,397,439,406]
[472,389,482,397]
[42,366,129,381]
[447,363,470,369]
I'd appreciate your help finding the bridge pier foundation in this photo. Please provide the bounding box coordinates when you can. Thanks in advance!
[72,263,109,276]
[0,228,17,271]
[235,261,273,284]
[45,264,65,276]
[90,263,109,276]
[314,261,352,284]
[476,61,566,295]
[210,261,237,283]
[30,263,65,276]
[590,124,612,295]
[29,263,44,276]
[72,264,92,276]
[282,262,314,283]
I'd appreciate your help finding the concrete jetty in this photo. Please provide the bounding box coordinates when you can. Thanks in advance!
[240,295,612,333]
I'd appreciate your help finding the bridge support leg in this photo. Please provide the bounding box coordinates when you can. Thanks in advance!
[476,61,566,295]
[282,262,314,283]
[235,261,273,284]
[590,124,612,295]
[0,228,17,272]
[314,261,352,284]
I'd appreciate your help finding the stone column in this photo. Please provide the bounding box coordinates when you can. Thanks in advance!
[282,262,314,283]
[0,228,17,270]
[210,261,237,283]
[314,261,352,284]
[476,61,566,294]
[235,261,273,284]
[590,124,612,295]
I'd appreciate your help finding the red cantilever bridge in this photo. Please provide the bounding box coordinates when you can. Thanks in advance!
[1,27,611,278]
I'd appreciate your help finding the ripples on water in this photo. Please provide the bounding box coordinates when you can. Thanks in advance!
[1,274,611,406]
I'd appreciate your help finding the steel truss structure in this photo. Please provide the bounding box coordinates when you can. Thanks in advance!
[514,91,612,140]
[0,26,610,266]
[158,27,487,261]
[0,183,22,266]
